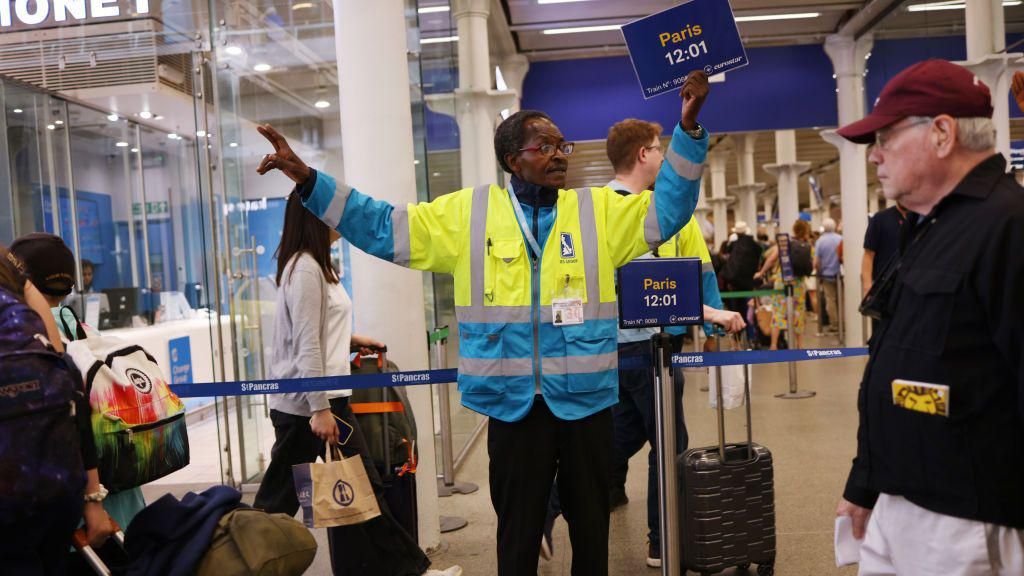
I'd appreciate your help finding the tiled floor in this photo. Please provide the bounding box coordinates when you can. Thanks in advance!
[144,330,866,575]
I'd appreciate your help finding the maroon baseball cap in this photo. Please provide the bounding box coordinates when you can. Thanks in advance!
[836,59,993,145]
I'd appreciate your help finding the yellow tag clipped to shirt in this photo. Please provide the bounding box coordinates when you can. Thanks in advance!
[891,379,950,417]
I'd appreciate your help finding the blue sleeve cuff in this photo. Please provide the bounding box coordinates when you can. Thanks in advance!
[297,169,318,201]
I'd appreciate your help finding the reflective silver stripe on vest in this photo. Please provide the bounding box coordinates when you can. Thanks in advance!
[456,305,531,324]
[644,194,663,251]
[392,205,410,267]
[665,146,705,181]
[322,182,353,230]
[702,261,715,274]
[469,185,490,308]
[575,188,604,319]
[458,356,534,377]
[540,351,618,375]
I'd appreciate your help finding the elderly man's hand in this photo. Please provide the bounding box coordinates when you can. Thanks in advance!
[256,124,312,185]
[1013,72,1024,115]
[680,70,710,131]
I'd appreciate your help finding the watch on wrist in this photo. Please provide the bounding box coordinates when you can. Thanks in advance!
[84,484,109,503]
[684,123,704,139]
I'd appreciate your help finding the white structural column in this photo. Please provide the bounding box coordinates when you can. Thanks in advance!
[961,0,1018,160]
[708,151,733,248]
[452,0,515,188]
[729,133,765,229]
[764,130,811,233]
[822,34,872,347]
[499,54,530,114]
[761,193,776,234]
[335,0,441,549]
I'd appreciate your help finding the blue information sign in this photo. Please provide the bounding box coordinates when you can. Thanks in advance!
[168,336,193,386]
[775,233,795,283]
[618,258,704,328]
[621,0,749,99]
[1011,140,1024,170]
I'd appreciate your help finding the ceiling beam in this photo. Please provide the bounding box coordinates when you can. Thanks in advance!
[835,0,908,38]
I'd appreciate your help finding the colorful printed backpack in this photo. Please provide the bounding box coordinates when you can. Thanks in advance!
[0,288,85,520]
[66,330,189,491]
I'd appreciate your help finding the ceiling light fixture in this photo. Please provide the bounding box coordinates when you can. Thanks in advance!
[47,124,55,130]
[418,6,450,13]
[138,111,153,119]
[115,141,129,147]
[292,2,313,9]
[253,63,272,72]
[542,24,621,35]
[168,133,179,140]
[12,108,22,114]
[107,114,119,121]
[229,142,239,148]
[734,12,820,22]
[54,120,64,125]
[314,100,331,108]
[537,0,592,3]
[421,35,459,44]
[130,147,139,153]
[196,130,207,137]
[907,0,1019,10]
[225,45,244,56]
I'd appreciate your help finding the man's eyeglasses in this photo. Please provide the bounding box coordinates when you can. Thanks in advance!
[518,142,575,157]
[873,118,932,151]
[644,144,663,154]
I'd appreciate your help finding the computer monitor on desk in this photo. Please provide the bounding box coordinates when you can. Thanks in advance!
[102,287,153,328]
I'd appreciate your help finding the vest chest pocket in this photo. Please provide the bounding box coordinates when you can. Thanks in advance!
[486,238,530,305]
[458,324,508,395]
[888,268,961,356]
[560,322,617,393]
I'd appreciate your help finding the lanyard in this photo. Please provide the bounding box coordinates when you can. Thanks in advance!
[508,189,543,260]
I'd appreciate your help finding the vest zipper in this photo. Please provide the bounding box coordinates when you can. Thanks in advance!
[532,198,542,393]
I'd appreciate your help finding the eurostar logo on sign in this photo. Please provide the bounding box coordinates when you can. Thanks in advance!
[560,233,575,259]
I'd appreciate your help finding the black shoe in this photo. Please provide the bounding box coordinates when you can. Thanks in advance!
[646,541,662,568]
[610,487,629,510]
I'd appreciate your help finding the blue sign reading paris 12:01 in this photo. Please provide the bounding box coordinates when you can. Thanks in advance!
[618,258,704,328]
[621,0,749,99]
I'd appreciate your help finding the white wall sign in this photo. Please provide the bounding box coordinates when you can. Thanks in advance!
[0,0,151,29]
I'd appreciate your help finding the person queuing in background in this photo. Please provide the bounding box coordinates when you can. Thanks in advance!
[860,203,915,338]
[252,194,460,576]
[599,118,742,568]
[256,70,713,576]
[835,59,1023,574]
[9,233,148,535]
[814,218,842,333]
[721,220,762,343]
[0,246,114,574]
[753,220,811,350]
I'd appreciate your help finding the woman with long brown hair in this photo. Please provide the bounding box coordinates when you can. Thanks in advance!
[253,193,459,576]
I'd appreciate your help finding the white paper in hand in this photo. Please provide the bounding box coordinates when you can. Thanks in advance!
[834,515,862,567]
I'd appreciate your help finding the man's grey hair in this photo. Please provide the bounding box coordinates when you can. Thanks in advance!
[823,218,837,232]
[907,116,996,152]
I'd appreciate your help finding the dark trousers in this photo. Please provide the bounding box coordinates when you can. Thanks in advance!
[254,398,429,576]
[610,341,687,548]
[489,398,612,576]
[0,491,80,576]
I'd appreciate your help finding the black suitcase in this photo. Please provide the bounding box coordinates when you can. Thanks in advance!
[678,359,776,576]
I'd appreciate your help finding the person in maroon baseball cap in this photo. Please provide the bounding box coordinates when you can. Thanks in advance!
[835,59,1024,574]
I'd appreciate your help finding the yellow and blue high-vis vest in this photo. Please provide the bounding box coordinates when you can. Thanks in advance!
[299,124,708,422]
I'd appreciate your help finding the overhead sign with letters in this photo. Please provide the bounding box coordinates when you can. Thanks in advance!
[0,0,153,31]
[618,257,704,328]
[621,0,749,99]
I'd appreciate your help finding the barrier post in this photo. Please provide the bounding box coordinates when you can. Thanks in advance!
[776,283,816,399]
[652,332,681,576]
[430,327,475,533]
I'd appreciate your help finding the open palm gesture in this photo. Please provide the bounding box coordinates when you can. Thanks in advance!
[256,124,312,184]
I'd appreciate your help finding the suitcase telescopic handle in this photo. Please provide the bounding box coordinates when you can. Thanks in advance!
[73,517,125,576]
[714,335,756,464]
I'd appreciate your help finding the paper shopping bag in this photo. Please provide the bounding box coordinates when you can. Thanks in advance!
[292,446,381,528]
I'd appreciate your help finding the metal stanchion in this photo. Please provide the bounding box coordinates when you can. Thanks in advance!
[430,327,474,533]
[652,332,681,576]
[776,283,816,399]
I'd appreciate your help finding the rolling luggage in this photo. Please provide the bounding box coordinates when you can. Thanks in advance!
[348,347,419,541]
[679,355,776,576]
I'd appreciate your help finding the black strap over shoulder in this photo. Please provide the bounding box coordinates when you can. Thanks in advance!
[58,305,87,341]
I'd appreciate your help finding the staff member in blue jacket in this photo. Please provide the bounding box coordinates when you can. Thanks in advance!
[256,71,712,576]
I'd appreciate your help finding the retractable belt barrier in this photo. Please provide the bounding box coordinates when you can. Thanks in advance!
[168,349,868,398]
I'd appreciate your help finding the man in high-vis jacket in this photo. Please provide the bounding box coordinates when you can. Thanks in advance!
[257,71,712,576]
